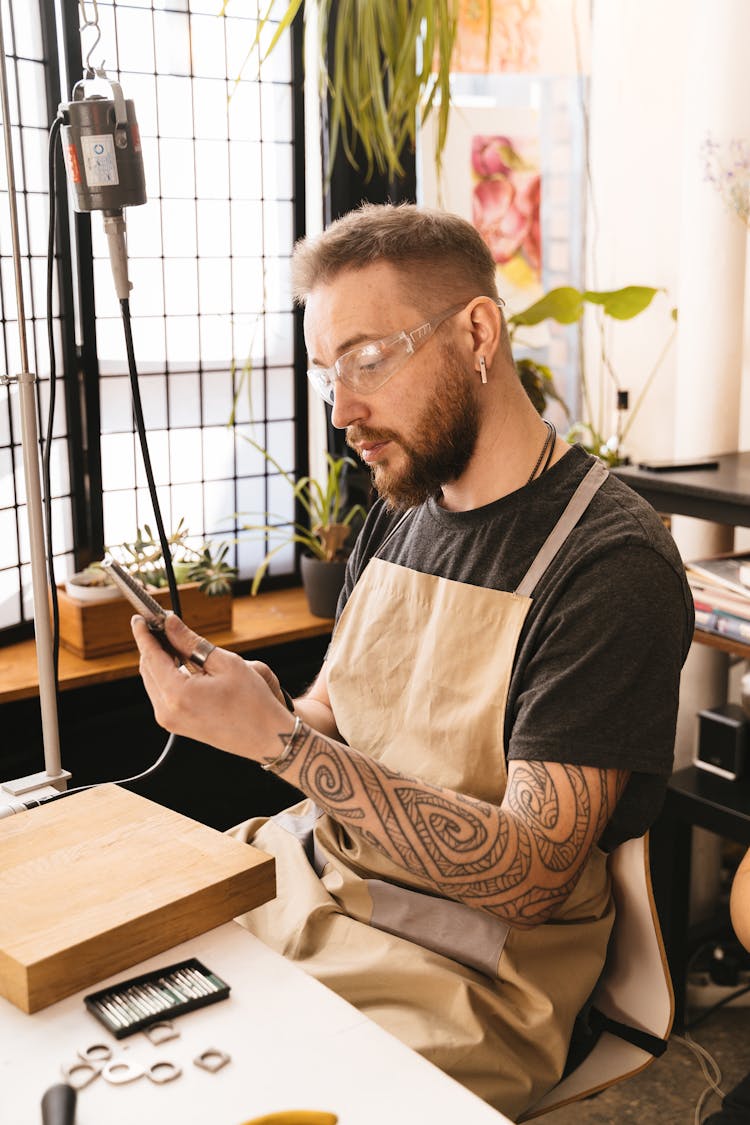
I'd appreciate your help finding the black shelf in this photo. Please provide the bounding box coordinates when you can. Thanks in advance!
[617,452,750,1028]
[614,452,750,528]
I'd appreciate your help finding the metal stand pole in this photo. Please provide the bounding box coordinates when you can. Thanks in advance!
[0,6,67,795]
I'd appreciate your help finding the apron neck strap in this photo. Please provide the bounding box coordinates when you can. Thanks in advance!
[374,508,414,560]
[515,459,609,598]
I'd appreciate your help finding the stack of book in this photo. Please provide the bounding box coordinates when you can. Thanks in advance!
[686,552,750,647]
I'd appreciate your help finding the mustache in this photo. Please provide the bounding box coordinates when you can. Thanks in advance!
[346,425,402,449]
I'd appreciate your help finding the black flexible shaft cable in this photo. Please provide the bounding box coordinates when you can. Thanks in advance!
[36,118,179,799]
[119,296,182,616]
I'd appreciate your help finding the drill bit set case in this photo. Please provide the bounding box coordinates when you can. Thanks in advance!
[84,956,230,1038]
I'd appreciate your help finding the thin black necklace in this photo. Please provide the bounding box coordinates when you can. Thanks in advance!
[525,420,556,486]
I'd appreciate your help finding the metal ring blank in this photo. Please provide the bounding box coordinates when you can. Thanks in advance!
[62,1061,102,1091]
[143,1020,179,1046]
[102,1058,145,1085]
[147,1060,182,1084]
[78,1043,112,1063]
[193,1047,230,1073]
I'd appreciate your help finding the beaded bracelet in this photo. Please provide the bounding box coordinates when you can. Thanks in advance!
[262,715,303,772]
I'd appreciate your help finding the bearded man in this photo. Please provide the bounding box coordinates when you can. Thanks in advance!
[133,204,693,1119]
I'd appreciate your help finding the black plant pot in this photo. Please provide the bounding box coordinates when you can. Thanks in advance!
[300,555,347,619]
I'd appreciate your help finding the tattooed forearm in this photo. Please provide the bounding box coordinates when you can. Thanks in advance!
[270,722,628,927]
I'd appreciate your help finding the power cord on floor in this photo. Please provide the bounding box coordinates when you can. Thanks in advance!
[686,984,750,1032]
[672,1032,725,1125]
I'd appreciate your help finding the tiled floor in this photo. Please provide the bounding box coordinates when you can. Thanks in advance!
[541,1008,750,1124]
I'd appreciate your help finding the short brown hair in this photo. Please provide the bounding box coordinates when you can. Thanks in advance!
[291,203,500,313]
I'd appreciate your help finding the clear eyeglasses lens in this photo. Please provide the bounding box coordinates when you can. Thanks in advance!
[305,300,475,404]
[308,333,413,404]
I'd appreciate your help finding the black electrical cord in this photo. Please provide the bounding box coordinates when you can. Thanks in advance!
[119,296,182,617]
[29,118,182,805]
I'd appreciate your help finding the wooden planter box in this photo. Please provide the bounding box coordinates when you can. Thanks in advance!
[57,581,233,659]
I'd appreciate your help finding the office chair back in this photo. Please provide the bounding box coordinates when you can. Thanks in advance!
[519,832,673,1120]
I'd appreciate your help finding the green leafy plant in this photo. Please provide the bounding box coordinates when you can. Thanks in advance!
[236,436,366,595]
[224,0,492,181]
[92,519,237,597]
[515,356,569,420]
[508,285,678,465]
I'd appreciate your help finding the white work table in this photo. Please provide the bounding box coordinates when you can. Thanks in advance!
[0,920,513,1124]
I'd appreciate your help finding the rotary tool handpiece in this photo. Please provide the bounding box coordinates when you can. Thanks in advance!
[41,1083,77,1125]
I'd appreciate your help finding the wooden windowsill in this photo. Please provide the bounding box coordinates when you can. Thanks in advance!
[0,587,332,704]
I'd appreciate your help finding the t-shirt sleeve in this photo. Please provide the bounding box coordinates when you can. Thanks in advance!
[507,543,692,777]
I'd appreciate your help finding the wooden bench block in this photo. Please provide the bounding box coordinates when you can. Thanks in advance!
[0,784,274,1013]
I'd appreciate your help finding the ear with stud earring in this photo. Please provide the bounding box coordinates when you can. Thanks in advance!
[478,356,487,384]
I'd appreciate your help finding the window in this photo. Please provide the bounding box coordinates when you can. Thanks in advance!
[0,0,305,641]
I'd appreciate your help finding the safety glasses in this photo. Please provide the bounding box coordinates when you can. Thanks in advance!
[306,300,470,405]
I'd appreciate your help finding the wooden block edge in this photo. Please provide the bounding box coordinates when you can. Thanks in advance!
[20,857,275,1013]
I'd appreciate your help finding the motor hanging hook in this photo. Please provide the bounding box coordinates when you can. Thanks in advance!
[78,0,103,75]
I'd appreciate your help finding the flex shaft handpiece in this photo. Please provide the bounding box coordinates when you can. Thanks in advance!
[101,557,198,672]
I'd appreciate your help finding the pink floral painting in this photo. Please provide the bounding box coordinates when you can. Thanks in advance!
[471,134,541,289]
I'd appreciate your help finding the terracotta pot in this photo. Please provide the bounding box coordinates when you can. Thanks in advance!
[300,555,347,619]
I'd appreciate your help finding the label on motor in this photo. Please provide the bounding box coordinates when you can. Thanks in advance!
[80,133,119,187]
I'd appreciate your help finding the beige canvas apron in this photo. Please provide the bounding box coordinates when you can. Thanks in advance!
[234,461,613,1120]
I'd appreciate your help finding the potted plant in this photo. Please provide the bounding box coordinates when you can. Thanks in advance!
[224,0,493,181]
[236,437,366,619]
[105,519,237,597]
[61,522,237,658]
[508,284,677,465]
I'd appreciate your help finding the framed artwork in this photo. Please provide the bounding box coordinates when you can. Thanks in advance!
[421,105,543,308]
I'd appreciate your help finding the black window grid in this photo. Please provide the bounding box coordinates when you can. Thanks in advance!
[85,0,304,587]
[0,0,306,642]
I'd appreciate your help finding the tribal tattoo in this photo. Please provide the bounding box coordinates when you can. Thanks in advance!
[268,722,628,927]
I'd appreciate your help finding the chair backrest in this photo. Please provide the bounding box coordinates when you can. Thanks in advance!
[519,832,674,1120]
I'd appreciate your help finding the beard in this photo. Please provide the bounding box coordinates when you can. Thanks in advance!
[346,342,480,510]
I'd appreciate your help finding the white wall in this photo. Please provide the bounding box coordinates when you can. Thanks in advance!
[585,0,688,463]
[586,0,750,464]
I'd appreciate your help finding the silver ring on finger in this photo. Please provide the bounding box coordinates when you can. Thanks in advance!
[188,637,216,670]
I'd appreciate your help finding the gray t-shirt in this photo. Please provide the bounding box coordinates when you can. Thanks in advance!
[336,445,694,850]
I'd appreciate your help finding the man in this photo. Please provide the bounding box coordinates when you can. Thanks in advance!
[133,204,693,1118]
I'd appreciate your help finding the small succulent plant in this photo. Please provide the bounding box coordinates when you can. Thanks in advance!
[80,519,238,597]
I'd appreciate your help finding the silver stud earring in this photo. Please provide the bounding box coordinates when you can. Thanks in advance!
[478,356,487,384]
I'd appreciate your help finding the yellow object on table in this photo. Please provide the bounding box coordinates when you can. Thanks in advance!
[240,1113,338,1125]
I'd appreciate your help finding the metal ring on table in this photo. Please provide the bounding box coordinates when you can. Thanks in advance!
[143,1020,179,1046]
[146,1059,182,1084]
[78,1043,112,1064]
[188,637,216,670]
[101,1058,145,1085]
[193,1047,231,1073]
[61,1060,102,1091]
